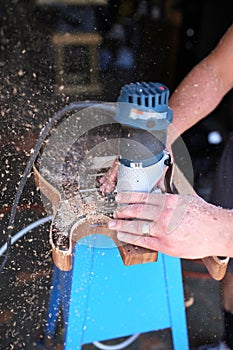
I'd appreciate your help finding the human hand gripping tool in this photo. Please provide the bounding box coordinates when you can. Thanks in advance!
[34,81,173,271]
[2,80,227,281]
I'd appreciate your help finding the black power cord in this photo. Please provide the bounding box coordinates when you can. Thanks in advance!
[0,101,94,273]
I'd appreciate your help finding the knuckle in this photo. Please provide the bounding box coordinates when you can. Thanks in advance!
[129,220,137,232]
[149,221,156,235]
[134,204,144,217]
[136,220,144,234]
[138,192,149,203]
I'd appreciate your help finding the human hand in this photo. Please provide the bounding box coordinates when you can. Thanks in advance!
[108,192,231,259]
[157,148,174,193]
[99,154,173,194]
[99,158,119,193]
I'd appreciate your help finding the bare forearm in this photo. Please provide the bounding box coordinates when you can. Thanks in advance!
[168,24,233,143]
[185,200,233,258]
[168,58,226,143]
[216,207,233,257]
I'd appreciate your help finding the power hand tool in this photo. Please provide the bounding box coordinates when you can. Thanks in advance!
[34,82,173,271]
[2,83,228,282]
[115,81,173,194]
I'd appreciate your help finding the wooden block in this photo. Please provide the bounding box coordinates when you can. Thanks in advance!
[119,243,158,266]
[71,220,158,266]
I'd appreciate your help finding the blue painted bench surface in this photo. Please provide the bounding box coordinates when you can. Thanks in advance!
[45,234,189,349]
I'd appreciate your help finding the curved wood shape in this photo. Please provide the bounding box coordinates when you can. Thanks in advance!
[34,165,158,271]
[202,256,229,281]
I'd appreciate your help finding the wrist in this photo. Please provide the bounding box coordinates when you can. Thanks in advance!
[214,205,233,257]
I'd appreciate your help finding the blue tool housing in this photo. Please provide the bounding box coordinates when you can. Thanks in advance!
[114,82,173,166]
[115,81,173,131]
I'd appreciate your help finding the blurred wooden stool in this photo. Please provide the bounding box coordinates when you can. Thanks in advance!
[52,32,102,95]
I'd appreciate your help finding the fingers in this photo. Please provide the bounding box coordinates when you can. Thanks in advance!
[157,176,166,193]
[109,192,186,238]
[99,158,119,193]
[109,218,157,237]
[99,180,116,193]
[117,232,160,251]
[114,203,162,221]
[115,192,166,206]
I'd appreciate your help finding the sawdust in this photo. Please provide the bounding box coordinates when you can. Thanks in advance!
[37,124,119,251]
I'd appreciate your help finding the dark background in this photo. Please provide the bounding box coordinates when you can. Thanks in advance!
[0,1,232,349]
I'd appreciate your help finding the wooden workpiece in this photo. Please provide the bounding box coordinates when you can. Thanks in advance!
[34,164,158,271]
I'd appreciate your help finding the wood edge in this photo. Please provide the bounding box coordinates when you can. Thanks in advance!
[33,164,61,209]
[34,166,159,268]
[71,220,158,266]
[52,249,72,271]
[202,256,229,281]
